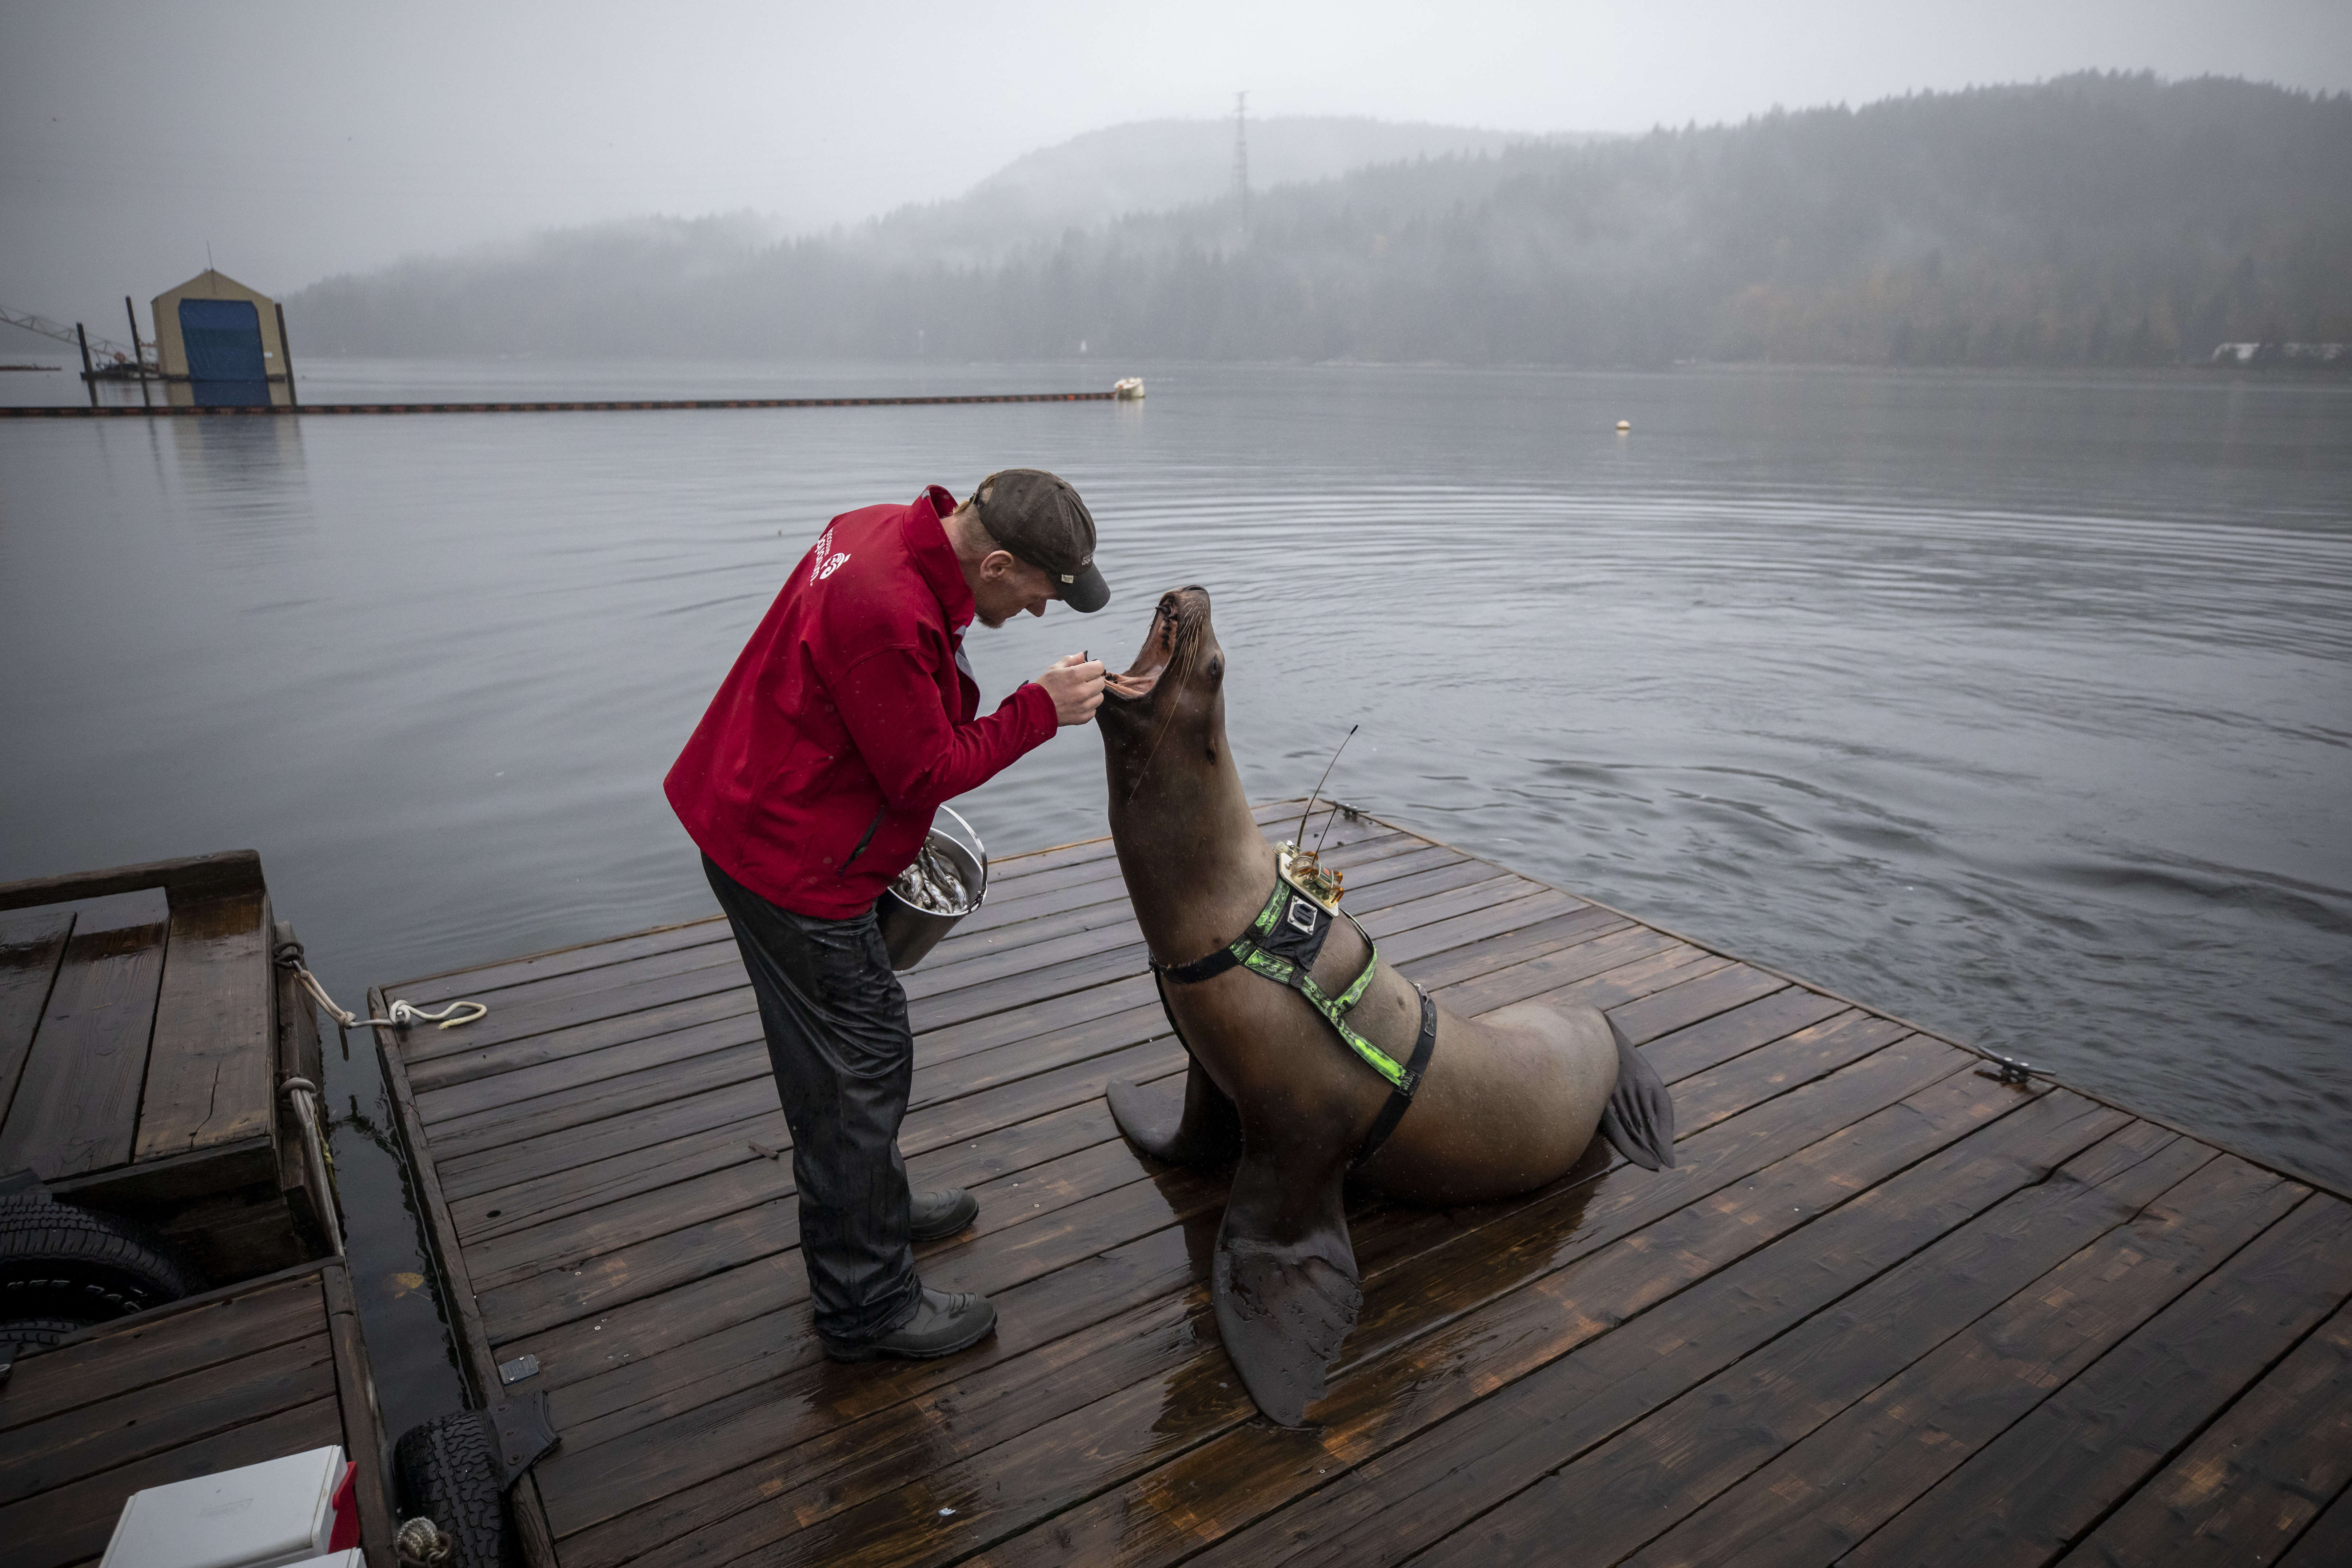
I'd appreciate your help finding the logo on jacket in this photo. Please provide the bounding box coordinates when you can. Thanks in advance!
[808,530,851,583]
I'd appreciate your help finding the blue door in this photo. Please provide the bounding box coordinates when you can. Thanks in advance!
[179,298,269,406]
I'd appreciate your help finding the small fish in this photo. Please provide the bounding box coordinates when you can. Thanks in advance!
[893,841,973,915]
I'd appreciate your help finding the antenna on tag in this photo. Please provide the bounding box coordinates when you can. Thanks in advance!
[1292,724,1359,849]
[1285,725,1359,906]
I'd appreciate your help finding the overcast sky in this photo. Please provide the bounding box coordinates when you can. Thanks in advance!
[4,0,2347,344]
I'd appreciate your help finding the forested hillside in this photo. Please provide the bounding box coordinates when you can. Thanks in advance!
[291,75,2351,366]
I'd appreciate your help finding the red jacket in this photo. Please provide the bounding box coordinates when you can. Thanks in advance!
[666,484,1058,917]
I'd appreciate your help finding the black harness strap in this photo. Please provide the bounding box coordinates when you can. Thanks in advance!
[1155,945,1241,984]
[1349,988,1438,1173]
[1152,870,1442,1174]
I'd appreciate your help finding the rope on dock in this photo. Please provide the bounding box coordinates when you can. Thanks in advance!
[273,939,487,1031]
[0,390,1119,419]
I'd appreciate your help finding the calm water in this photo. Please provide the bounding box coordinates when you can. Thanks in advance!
[3,359,2347,1436]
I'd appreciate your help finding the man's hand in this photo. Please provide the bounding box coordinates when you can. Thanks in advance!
[1039,654,1107,727]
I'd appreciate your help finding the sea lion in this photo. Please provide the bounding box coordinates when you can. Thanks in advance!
[1098,586,1675,1426]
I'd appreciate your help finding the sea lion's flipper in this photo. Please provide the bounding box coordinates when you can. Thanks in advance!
[1213,1144,1361,1427]
[1109,1055,1242,1166]
[1598,1014,1678,1171]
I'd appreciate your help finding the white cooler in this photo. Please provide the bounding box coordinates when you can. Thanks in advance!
[100,1447,354,1568]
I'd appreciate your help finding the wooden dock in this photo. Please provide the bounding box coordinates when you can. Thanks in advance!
[2,1257,394,1568]
[1,851,335,1282]
[375,802,2352,1568]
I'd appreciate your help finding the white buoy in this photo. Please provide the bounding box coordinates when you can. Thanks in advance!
[1616,419,1631,432]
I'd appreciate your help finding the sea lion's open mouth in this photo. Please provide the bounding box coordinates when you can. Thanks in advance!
[1105,586,1210,703]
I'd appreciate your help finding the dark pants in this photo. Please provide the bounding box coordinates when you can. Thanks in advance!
[703,854,920,1344]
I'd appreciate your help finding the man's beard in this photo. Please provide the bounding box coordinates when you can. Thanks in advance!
[975,609,1010,629]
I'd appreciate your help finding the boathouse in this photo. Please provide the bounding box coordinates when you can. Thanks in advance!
[149,269,295,407]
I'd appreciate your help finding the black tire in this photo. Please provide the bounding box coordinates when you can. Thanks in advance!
[0,1193,201,1326]
[0,1316,90,1350]
[394,1411,514,1568]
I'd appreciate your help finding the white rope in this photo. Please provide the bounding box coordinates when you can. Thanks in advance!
[274,943,486,1031]
[395,1516,452,1566]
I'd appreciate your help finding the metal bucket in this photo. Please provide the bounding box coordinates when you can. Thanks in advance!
[876,804,988,971]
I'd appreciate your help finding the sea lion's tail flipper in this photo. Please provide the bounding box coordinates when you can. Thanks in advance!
[1213,1147,1361,1427]
[1598,1014,1678,1171]
[1109,1054,1242,1166]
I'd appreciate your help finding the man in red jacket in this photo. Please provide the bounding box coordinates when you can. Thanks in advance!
[666,470,1108,1362]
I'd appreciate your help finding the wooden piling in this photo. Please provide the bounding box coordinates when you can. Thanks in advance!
[74,323,96,408]
[124,297,151,407]
[273,301,298,408]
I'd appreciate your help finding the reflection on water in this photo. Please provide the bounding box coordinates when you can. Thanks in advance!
[2,359,2347,1438]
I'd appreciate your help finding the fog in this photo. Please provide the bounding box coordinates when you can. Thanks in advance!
[3,0,2348,346]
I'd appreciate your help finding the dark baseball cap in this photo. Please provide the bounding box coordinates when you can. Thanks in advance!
[970,468,1109,613]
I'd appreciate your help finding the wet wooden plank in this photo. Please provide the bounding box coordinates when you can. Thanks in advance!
[445,997,1171,1241]
[416,845,1548,1122]
[442,871,1612,1258]
[566,1056,2057,1568]
[534,1137,1201,1496]
[384,798,1339,1004]
[1398,902,1632,992]
[0,894,169,1178]
[536,997,1937,1501]
[442,1045,777,1196]
[321,1261,398,1568]
[1164,1092,2129,1568]
[1606,960,1789,1043]
[1139,1108,2155,1568]
[396,920,732,1008]
[0,849,259,914]
[445,1059,774,1206]
[459,898,1732,1320]
[833,1081,2121,1568]
[514,1161,1195,1460]
[427,1031,771,1172]
[569,1032,1972,1563]
[1431,923,1688,1013]
[2279,1480,2352,1568]
[939,829,1433,951]
[1405,1125,2225,1568]
[529,1119,1223,1483]
[403,926,739,1021]
[1614,1156,2308,1567]
[902,851,1507,1010]
[1641,984,1851,1081]
[413,989,764,1110]
[520,938,1914,1449]
[0,908,74,1127]
[0,1269,326,1431]
[2055,1293,2352,1568]
[0,1395,343,1568]
[1847,1193,2352,1568]
[367,807,2345,1568]
[402,944,750,1064]
[134,890,273,1161]
[468,1043,1193,1341]
[0,1331,337,1506]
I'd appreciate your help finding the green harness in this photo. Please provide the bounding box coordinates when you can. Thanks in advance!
[1151,866,1441,1168]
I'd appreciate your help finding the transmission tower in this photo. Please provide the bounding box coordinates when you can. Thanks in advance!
[1232,91,1250,232]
